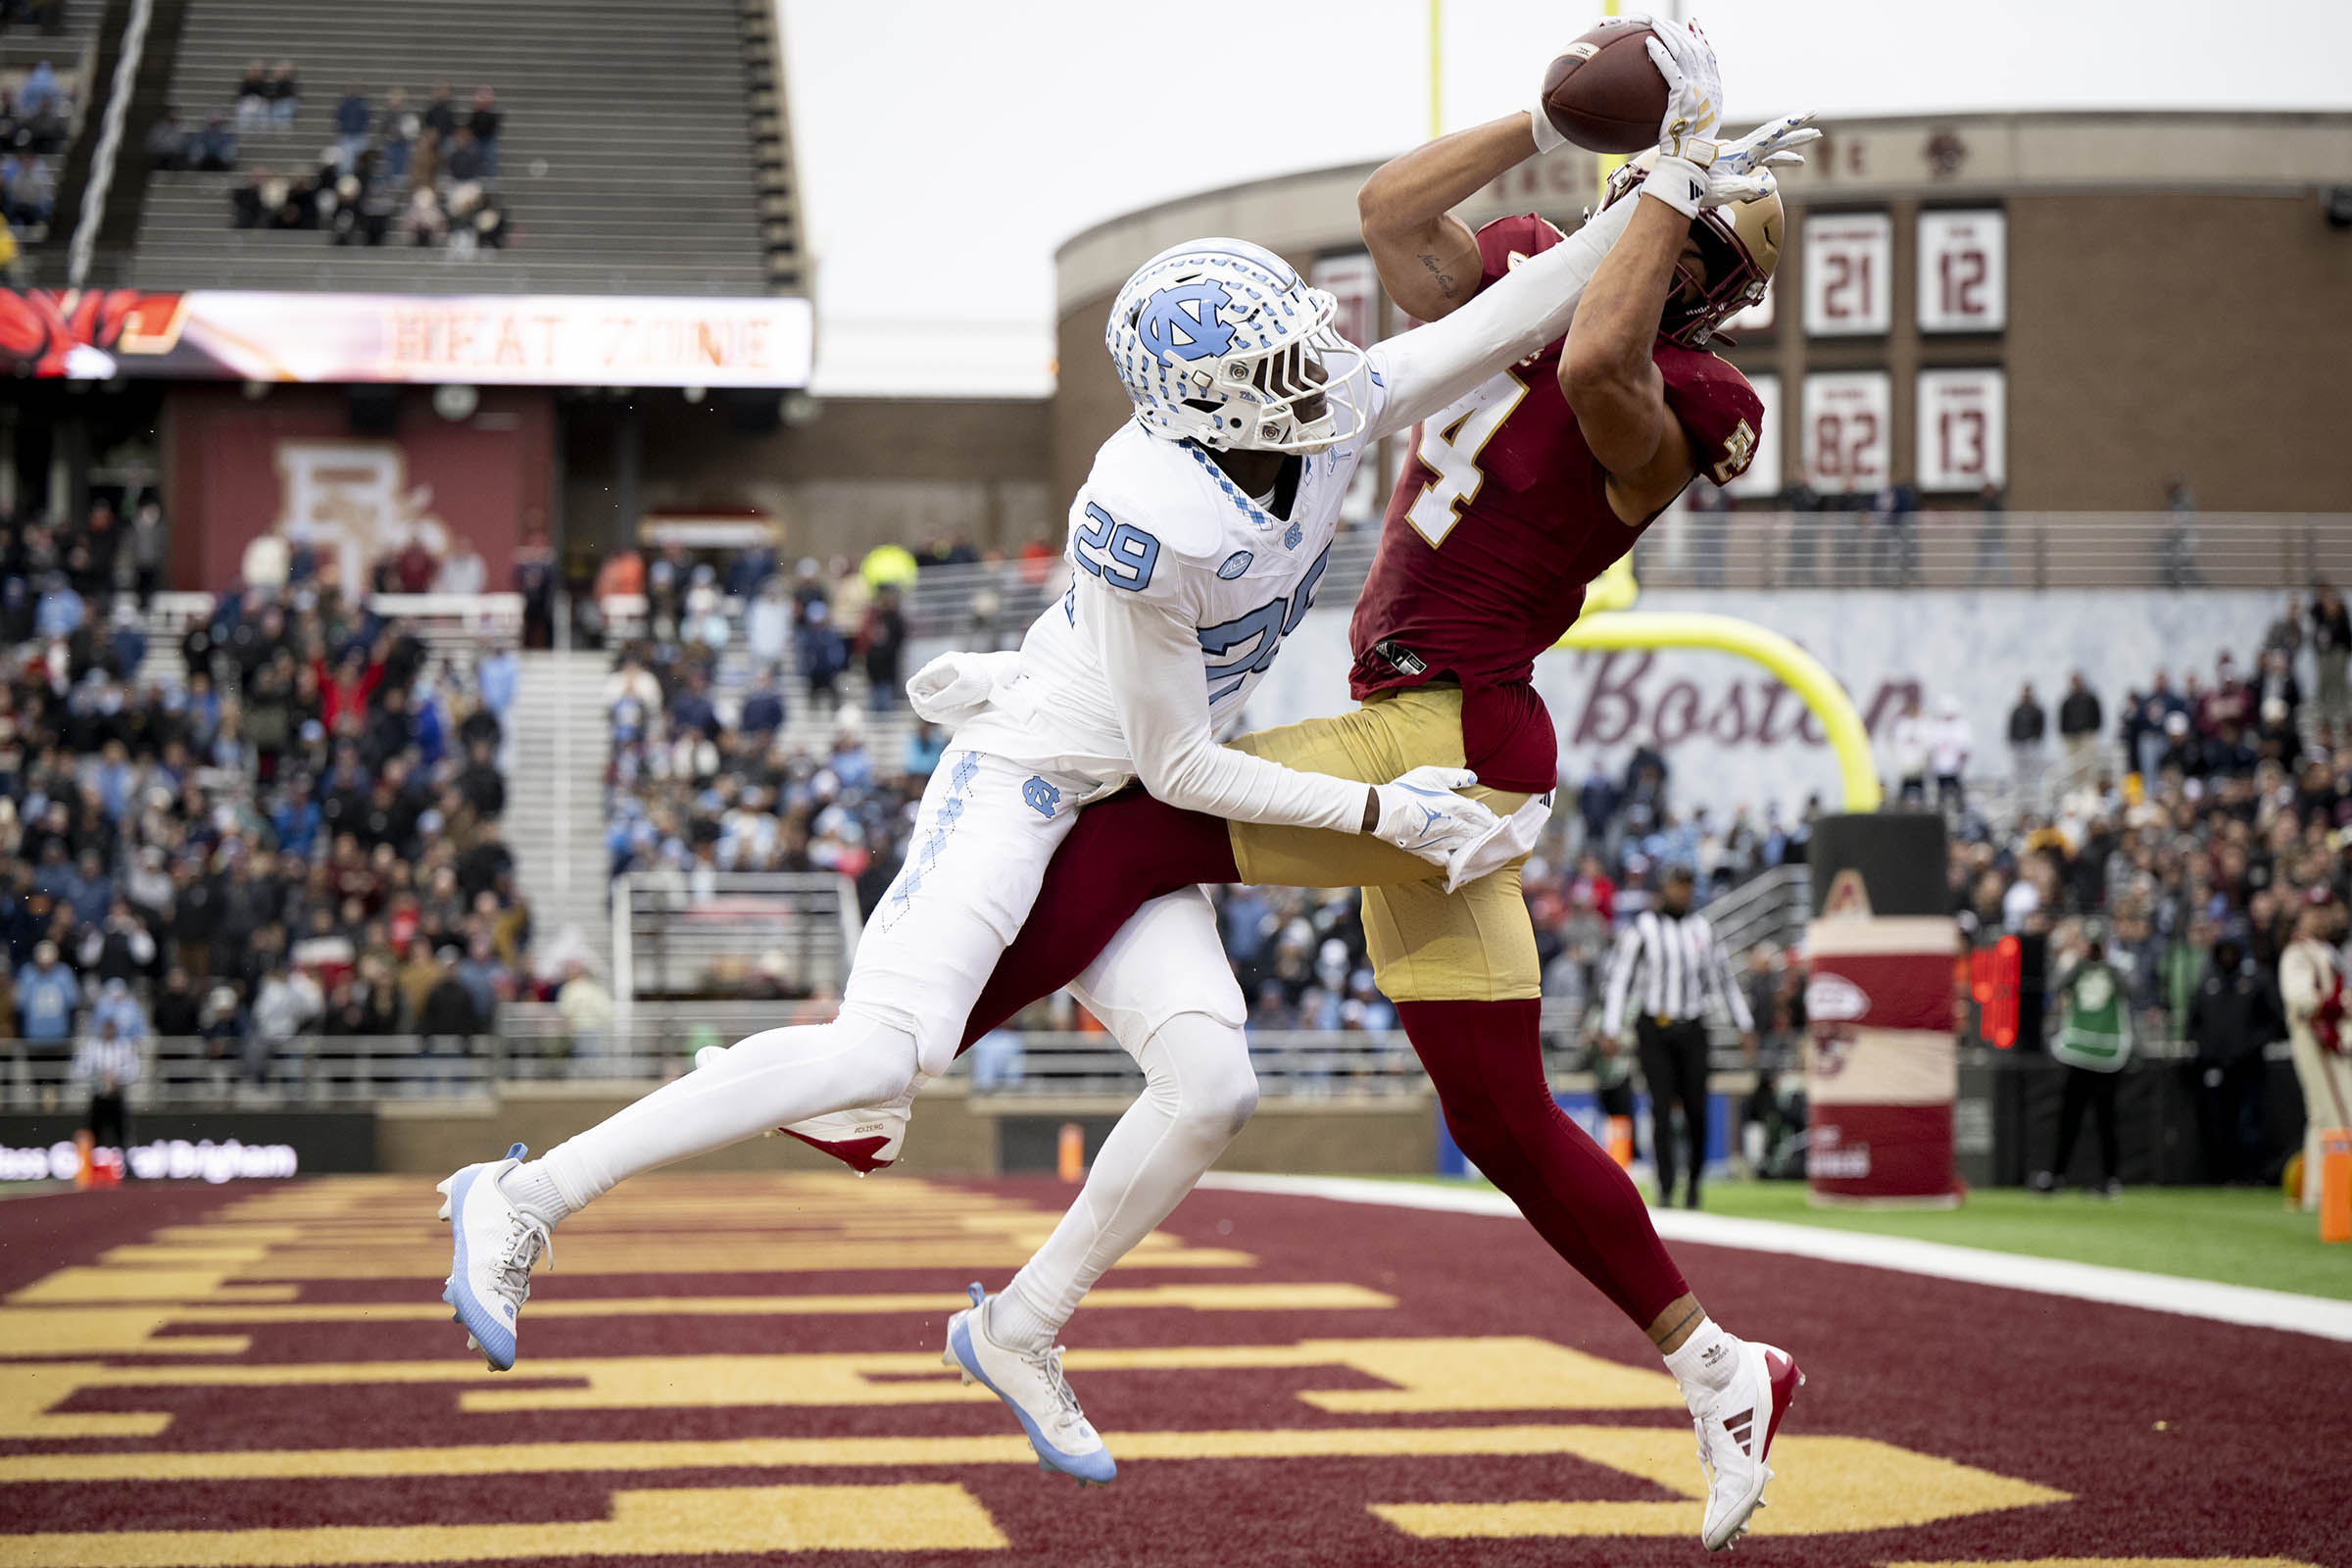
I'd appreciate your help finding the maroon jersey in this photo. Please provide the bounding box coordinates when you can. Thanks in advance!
[1347,213,1765,792]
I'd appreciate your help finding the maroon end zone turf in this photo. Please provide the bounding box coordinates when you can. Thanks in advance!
[2,1176,2347,1567]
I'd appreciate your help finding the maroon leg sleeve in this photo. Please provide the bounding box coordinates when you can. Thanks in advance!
[956,789,1242,1052]
[1400,998,1689,1329]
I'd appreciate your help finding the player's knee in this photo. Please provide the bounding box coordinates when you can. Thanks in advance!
[1152,1013,1258,1143]
[1187,1056,1259,1142]
[823,1007,926,1099]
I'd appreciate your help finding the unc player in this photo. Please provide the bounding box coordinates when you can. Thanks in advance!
[437,146,1667,1386]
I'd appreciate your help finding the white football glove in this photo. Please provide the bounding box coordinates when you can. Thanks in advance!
[905,650,1019,727]
[1642,20,1722,161]
[1721,110,1822,177]
[1697,110,1819,208]
[1368,765,1506,889]
[1439,789,1555,893]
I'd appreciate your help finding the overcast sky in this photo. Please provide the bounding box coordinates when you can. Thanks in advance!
[776,0,2352,398]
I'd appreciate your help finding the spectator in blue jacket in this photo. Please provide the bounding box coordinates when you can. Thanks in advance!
[106,604,149,680]
[18,60,63,119]
[903,719,945,780]
[271,775,321,858]
[33,572,81,637]
[738,667,786,738]
[91,976,149,1045]
[17,940,79,1043]
[476,644,516,725]
[333,85,369,173]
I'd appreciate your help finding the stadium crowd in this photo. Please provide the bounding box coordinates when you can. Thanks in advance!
[199,70,510,252]
[1,58,74,241]
[1,493,531,1105]
[595,546,2344,1130]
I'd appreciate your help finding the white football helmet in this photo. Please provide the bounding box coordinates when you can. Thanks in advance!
[1104,238,1370,454]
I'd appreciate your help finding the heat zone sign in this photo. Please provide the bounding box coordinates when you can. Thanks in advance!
[1802,370,1890,494]
[1916,368,2006,491]
[1802,213,1890,337]
[1916,210,2006,333]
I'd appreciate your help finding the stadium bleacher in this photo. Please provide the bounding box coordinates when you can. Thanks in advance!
[109,0,797,294]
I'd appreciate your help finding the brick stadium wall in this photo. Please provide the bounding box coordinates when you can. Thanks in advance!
[163,382,556,593]
[2004,191,2352,511]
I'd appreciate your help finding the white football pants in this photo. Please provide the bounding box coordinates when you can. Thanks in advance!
[538,750,1091,1213]
[993,885,1254,1348]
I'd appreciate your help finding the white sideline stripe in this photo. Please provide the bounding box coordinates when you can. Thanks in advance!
[1196,1172,2352,1344]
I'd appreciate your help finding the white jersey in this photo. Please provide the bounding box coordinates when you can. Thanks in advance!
[951,192,1637,836]
[956,399,1385,789]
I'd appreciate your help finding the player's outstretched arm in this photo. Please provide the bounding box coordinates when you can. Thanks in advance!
[1089,584,1500,874]
[1559,186,1694,518]
[1358,113,1540,323]
[1562,21,1756,522]
[1361,193,1639,445]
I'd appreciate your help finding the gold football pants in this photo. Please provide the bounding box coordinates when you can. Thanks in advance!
[1225,684,1540,1003]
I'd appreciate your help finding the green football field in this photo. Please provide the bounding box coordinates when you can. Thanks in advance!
[1396,1176,2352,1301]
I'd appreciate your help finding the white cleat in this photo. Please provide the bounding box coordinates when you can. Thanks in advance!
[1690,1339,1803,1551]
[698,1047,920,1175]
[942,1284,1115,1484]
[435,1142,553,1372]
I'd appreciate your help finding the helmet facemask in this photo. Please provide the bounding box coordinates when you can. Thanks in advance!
[1192,309,1370,453]
[1596,154,1782,349]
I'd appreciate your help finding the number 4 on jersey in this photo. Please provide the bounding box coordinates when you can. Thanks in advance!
[1403,370,1530,549]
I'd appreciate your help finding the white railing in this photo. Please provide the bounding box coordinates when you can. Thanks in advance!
[612,870,862,1007]
[4,1035,500,1110]
[65,0,150,287]
[1703,865,1812,959]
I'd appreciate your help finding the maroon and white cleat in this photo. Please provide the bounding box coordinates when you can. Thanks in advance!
[1690,1340,1803,1550]
[775,1108,904,1174]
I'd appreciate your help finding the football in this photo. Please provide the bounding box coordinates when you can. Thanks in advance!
[1541,18,1669,155]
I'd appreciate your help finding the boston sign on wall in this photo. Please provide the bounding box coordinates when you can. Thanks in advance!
[1,288,814,386]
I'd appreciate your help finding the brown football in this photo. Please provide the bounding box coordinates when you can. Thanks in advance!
[1541,18,1669,155]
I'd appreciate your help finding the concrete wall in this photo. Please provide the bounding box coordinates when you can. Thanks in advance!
[373,1079,1435,1178]
[564,392,1052,565]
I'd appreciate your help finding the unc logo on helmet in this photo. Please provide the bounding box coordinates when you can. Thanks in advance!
[1135,279,1236,366]
[1104,237,1368,456]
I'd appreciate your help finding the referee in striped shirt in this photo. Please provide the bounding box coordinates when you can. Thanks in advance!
[1600,865,1755,1209]
[73,1018,142,1178]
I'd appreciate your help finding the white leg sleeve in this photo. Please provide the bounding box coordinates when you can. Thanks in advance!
[991,890,1253,1348]
[537,1013,921,1213]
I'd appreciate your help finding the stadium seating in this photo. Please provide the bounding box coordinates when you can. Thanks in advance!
[122,0,793,294]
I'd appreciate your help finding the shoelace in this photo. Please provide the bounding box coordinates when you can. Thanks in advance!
[494,1214,553,1308]
[1021,1345,1086,1427]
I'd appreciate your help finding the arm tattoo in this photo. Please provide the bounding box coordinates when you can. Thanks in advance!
[1416,253,1458,300]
